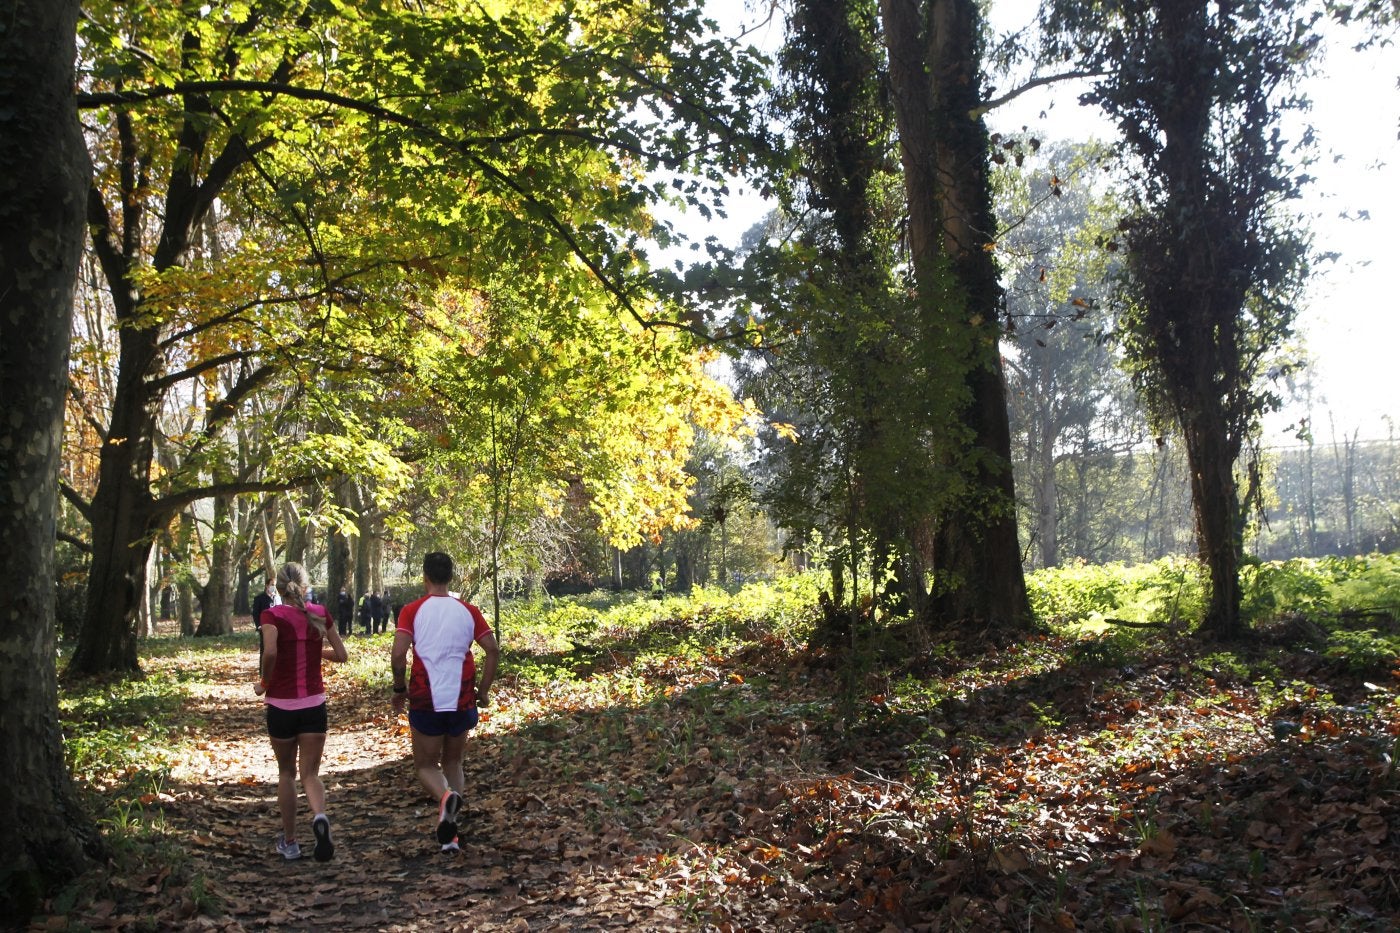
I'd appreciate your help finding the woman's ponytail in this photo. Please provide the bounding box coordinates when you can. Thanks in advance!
[275,562,326,636]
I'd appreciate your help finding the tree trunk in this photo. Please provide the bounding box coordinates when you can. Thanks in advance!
[1181,407,1244,638]
[879,0,1029,629]
[0,0,102,914]
[196,493,236,636]
[675,548,695,593]
[233,561,251,617]
[138,543,159,638]
[1037,431,1059,568]
[178,580,196,636]
[327,529,351,623]
[68,407,160,673]
[284,498,308,564]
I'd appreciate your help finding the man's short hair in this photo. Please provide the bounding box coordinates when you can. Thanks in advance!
[423,551,454,585]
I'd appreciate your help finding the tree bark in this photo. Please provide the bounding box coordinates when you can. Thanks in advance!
[879,0,1029,629]
[0,0,102,913]
[1181,406,1245,638]
[196,493,236,635]
[68,346,162,672]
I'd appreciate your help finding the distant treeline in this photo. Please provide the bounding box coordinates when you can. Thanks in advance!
[1014,435,1400,568]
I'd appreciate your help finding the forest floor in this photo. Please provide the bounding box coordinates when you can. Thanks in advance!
[28,602,1400,932]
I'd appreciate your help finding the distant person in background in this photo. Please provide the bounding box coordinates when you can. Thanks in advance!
[358,591,373,635]
[392,552,499,853]
[371,590,389,634]
[254,562,349,862]
[252,579,278,629]
[336,588,353,637]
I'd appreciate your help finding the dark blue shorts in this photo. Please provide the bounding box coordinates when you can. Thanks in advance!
[266,702,328,740]
[409,707,479,737]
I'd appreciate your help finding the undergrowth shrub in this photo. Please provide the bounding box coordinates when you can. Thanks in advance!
[1028,557,1205,629]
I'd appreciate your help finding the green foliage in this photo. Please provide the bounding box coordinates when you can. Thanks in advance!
[60,672,188,790]
[1028,557,1206,627]
[1239,558,1332,619]
[66,0,781,668]
[1322,627,1400,673]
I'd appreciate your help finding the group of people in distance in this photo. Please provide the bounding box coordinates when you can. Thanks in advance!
[252,552,500,860]
[341,588,393,636]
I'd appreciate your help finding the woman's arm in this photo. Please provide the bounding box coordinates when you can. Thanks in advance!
[256,623,278,694]
[323,618,348,663]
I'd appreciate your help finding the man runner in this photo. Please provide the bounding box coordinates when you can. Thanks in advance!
[391,551,500,851]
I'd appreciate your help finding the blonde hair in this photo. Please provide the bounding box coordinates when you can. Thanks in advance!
[275,562,326,636]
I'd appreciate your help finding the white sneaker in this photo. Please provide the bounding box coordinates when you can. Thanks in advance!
[276,833,302,860]
[441,834,460,853]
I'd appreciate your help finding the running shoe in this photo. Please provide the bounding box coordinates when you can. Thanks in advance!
[312,814,334,862]
[441,834,460,853]
[436,790,462,845]
[275,833,302,860]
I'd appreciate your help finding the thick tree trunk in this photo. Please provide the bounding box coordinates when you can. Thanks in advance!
[196,493,236,635]
[1182,408,1245,638]
[233,562,251,617]
[327,530,351,621]
[69,405,160,673]
[880,0,1029,629]
[0,0,102,914]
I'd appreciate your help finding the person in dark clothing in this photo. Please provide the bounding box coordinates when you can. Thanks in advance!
[337,588,353,637]
[371,591,389,634]
[252,580,277,628]
[359,592,373,635]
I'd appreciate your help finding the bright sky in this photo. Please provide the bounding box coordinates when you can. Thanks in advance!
[691,0,1399,444]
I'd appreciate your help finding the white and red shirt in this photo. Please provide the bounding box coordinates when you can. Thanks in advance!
[397,594,491,712]
[262,603,333,710]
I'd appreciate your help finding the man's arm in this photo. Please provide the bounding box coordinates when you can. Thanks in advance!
[475,630,499,706]
[390,629,412,711]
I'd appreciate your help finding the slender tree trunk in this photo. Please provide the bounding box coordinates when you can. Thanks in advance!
[0,0,102,913]
[138,543,158,637]
[880,0,1029,629]
[1037,433,1059,568]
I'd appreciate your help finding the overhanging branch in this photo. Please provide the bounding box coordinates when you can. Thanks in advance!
[972,70,1107,120]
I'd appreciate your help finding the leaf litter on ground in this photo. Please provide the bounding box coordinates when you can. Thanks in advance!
[34,576,1400,931]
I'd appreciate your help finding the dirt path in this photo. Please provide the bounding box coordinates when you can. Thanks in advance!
[108,649,699,932]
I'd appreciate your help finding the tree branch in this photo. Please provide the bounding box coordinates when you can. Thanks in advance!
[59,479,93,522]
[57,531,92,554]
[86,184,135,318]
[147,347,260,394]
[154,475,321,518]
[971,70,1107,120]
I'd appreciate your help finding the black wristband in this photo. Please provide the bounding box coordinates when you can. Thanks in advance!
[392,684,407,693]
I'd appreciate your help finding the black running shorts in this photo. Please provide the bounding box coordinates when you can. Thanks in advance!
[266,702,328,739]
